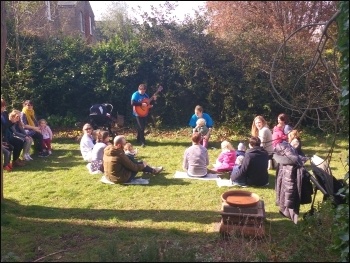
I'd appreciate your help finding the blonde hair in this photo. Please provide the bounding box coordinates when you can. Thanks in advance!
[9,110,24,128]
[251,115,268,137]
[221,140,234,151]
[196,118,206,127]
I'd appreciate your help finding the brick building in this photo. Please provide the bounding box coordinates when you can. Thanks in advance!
[10,1,96,45]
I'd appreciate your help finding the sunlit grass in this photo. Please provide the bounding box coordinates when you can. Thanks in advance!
[1,128,347,262]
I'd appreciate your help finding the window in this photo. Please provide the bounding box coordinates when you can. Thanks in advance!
[45,1,52,21]
[80,11,84,32]
[89,16,92,35]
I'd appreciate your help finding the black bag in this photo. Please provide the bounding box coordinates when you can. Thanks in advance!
[300,170,313,204]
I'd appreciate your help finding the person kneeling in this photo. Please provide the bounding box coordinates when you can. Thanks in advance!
[230,136,269,187]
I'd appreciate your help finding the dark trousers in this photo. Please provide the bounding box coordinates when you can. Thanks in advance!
[135,116,147,144]
[8,137,24,161]
[31,132,44,153]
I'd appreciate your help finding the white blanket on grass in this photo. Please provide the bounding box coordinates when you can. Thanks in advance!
[173,171,219,180]
[100,175,149,185]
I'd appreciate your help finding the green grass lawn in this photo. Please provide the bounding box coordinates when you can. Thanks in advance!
[1,127,348,262]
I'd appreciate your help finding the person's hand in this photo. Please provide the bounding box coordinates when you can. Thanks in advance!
[106,113,111,117]
[152,95,157,101]
[142,102,148,107]
[34,127,41,133]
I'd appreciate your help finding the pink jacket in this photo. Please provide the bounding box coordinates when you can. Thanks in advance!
[215,150,237,171]
[272,125,287,147]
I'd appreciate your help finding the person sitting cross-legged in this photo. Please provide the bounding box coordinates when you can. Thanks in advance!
[230,136,269,187]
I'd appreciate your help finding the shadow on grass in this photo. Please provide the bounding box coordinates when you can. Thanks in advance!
[1,198,319,262]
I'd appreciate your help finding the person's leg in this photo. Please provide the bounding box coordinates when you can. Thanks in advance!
[202,137,208,148]
[142,165,154,173]
[2,146,11,167]
[135,116,146,145]
[31,132,44,154]
[126,171,138,183]
[23,137,32,156]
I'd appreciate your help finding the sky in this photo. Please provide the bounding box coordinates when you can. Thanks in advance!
[89,1,206,22]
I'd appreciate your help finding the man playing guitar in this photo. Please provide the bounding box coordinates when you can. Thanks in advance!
[130,83,162,147]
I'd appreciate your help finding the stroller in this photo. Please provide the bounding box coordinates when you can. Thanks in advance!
[304,155,347,216]
[89,103,117,137]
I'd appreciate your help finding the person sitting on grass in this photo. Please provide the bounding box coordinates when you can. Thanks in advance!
[103,135,163,184]
[87,130,111,174]
[230,136,269,187]
[183,132,209,177]
[212,140,236,172]
[80,123,95,162]
[124,142,163,175]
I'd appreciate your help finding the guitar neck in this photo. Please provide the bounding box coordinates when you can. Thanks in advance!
[148,90,161,102]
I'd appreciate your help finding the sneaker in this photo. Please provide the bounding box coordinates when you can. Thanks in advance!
[3,165,12,172]
[7,163,13,169]
[48,150,52,155]
[24,154,33,161]
[100,175,115,185]
[141,143,145,148]
[153,166,163,174]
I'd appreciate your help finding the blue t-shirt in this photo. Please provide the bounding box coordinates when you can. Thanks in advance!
[188,113,213,128]
[131,91,149,117]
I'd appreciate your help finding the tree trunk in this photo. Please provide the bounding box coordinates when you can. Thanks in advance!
[1,1,7,201]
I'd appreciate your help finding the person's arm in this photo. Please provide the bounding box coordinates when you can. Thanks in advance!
[21,113,41,133]
[47,126,53,140]
[205,149,209,166]
[10,125,26,139]
[188,115,197,128]
[231,154,250,181]
[182,149,189,170]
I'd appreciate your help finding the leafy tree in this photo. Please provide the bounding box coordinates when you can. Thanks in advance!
[95,1,135,43]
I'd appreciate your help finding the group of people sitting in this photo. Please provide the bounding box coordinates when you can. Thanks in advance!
[77,103,304,187]
[183,112,306,188]
[1,99,53,172]
[79,123,163,183]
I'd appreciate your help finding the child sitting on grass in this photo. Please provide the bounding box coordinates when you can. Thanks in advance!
[212,140,236,172]
[124,142,163,174]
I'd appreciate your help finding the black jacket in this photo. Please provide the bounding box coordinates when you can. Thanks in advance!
[230,146,269,186]
[273,142,312,224]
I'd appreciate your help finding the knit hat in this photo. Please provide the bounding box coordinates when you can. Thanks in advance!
[237,142,246,151]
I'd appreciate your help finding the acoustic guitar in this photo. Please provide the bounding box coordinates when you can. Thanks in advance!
[133,85,163,117]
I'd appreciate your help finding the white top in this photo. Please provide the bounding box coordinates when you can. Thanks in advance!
[91,142,107,161]
[259,126,273,155]
[80,134,94,162]
[40,125,53,140]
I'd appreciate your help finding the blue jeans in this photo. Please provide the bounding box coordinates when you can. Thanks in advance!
[126,171,138,183]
